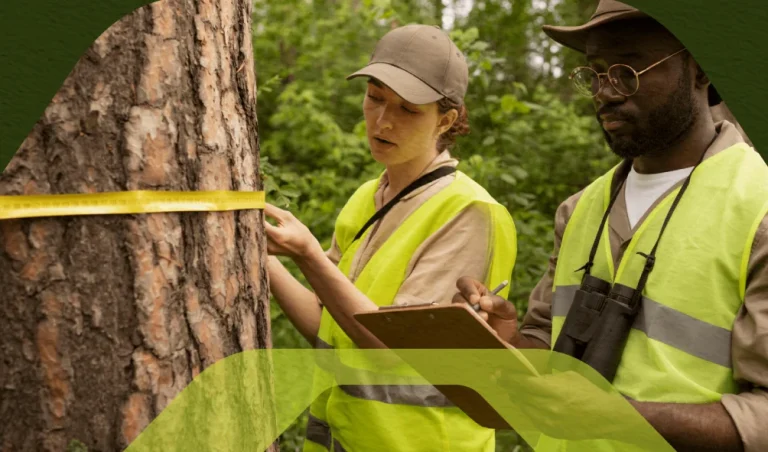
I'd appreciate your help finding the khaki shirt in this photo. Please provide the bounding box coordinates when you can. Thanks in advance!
[325,151,493,306]
[520,121,768,451]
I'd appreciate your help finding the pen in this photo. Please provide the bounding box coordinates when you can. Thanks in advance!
[472,280,509,312]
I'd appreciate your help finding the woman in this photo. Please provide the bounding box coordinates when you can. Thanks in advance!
[264,24,517,452]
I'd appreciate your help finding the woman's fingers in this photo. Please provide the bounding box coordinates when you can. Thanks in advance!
[264,218,280,235]
[263,203,321,259]
[265,201,323,260]
[263,205,295,240]
[264,202,290,223]
[263,218,288,254]
[265,235,288,256]
[263,219,284,242]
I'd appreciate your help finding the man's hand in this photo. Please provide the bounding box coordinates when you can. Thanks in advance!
[452,276,520,344]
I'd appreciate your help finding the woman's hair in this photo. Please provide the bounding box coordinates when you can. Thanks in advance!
[436,97,470,153]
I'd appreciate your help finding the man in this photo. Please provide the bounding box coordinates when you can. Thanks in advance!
[454,1,768,451]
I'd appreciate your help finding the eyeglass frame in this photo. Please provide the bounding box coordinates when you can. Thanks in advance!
[569,48,688,98]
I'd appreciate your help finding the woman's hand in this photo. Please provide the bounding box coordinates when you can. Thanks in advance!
[263,203,324,260]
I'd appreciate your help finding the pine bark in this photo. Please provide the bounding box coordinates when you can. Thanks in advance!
[0,0,274,450]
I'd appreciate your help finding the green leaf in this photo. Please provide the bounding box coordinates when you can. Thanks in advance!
[280,187,301,198]
[500,174,518,185]
[500,94,520,113]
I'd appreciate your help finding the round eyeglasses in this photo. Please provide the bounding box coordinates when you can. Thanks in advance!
[570,48,688,97]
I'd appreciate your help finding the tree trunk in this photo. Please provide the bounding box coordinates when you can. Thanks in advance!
[0,0,274,451]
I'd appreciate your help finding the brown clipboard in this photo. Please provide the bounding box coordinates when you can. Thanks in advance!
[354,303,539,430]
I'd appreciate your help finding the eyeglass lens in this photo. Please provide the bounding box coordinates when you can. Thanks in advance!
[572,65,639,97]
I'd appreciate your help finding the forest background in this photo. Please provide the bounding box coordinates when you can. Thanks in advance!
[253,0,610,450]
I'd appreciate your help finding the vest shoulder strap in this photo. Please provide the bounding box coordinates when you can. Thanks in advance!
[335,178,380,254]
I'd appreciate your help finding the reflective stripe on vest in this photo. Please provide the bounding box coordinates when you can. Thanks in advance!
[552,143,768,404]
[553,285,732,367]
[306,414,331,450]
[313,337,454,407]
[304,171,517,452]
[333,439,347,452]
[305,414,349,452]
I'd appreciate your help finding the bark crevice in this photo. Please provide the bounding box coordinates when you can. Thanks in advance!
[0,0,270,450]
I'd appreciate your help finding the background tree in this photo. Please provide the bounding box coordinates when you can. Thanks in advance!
[0,0,274,450]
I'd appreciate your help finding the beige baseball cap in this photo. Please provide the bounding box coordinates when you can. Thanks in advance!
[347,24,469,105]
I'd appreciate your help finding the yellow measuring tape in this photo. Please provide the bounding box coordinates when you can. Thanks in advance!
[0,190,265,220]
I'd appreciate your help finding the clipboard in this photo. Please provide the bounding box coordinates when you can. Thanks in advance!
[354,303,540,430]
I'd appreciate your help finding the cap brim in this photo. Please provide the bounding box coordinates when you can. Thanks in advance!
[542,10,648,53]
[346,63,444,105]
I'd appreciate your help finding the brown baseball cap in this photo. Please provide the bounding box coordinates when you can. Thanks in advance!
[347,24,469,105]
[541,0,648,53]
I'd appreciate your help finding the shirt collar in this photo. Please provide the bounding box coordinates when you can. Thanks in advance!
[705,120,748,157]
[376,151,459,205]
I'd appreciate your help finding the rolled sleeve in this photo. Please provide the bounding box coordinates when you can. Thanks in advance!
[721,214,768,452]
[325,234,342,266]
[519,191,582,347]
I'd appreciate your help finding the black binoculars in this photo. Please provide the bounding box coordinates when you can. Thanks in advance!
[553,274,642,382]
[551,143,709,382]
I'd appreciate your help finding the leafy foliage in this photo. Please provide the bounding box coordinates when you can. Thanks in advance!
[252,0,613,450]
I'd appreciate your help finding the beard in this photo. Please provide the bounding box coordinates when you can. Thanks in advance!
[602,70,699,160]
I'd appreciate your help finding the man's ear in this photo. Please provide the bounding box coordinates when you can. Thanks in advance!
[694,62,711,89]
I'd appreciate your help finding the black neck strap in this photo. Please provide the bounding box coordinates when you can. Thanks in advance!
[576,169,627,278]
[630,140,712,306]
[352,166,457,243]
[577,134,718,295]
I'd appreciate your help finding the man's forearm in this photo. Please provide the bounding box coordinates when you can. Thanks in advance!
[511,333,550,350]
[630,400,743,452]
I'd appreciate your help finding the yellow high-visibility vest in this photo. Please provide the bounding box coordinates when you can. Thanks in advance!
[542,143,768,451]
[303,170,517,452]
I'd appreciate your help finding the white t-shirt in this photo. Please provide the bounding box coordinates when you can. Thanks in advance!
[625,166,694,229]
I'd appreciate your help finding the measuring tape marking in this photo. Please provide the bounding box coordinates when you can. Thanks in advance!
[0,190,266,220]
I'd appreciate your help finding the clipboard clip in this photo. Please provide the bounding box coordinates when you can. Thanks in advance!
[378,301,439,310]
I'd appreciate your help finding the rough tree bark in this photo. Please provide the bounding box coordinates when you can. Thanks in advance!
[0,0,275,451]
